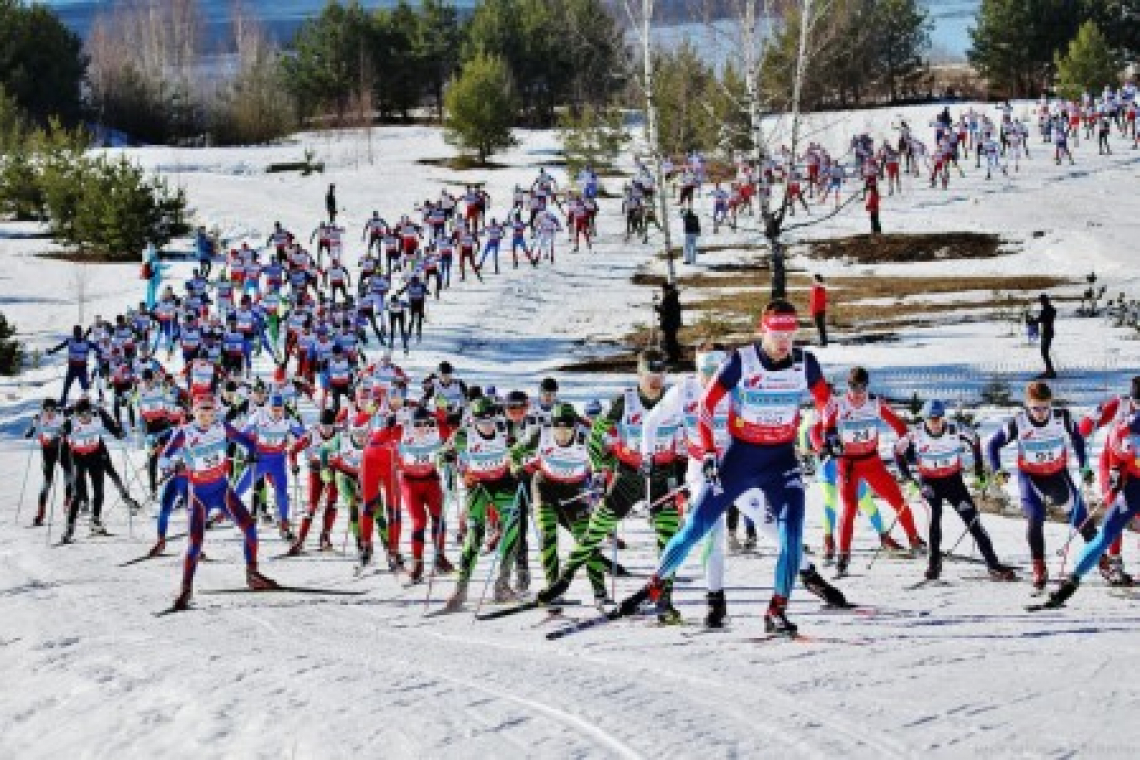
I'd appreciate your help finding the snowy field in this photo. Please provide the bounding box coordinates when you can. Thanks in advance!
[3,102,1140,758]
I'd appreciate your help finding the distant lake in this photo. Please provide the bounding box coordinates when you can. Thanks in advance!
[43,0,978,61]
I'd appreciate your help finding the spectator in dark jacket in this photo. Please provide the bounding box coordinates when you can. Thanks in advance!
[655,282,682,365]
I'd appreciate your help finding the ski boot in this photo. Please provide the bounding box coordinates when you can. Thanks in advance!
[742,533,757,553]
[123,493,142,514]
[764,595,798,638]
[60,523,76,544]
[388,552,406,573]
[407,560,424,584]
[285,539,305,557]
[90,519,110,537]
[616,575,660,617]
[1044,576,1079,609]
[277,519,295,541]
[822,534,836,563]
[800,565,849,607]
[357,543,373,571]
[516,567,531,593]
[910,536,929,556]
[318,532,334,552]
[835,552,851,578]
[443,583,468,612]
[433,554,455,575]
[704,590,728,629]
[536,577,571,606]
[493,577,517,603]
[172,585,193,612]
[1100,555,1133,587]
[924,554,942,581]
[148,538,167,558]
[592,589,613,613]
[987,562,1018,581]
[246,566,279,590]
[880,533,906,554]
[31,513,45,528]
[1032,558,1048,591]
[655,587,683,625]
[727,532,742,554]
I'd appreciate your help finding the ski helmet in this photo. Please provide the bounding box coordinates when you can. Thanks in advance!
[470,397,495,420]
[922,399,946,419]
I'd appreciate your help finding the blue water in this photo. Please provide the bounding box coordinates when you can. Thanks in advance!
[44,0,977,60]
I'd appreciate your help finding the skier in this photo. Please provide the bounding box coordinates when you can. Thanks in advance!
[985,381,1097,590]
[160,393,277,610]
[536,349,685,623]
[895,399,1017,581]
[509,402,609,606]
[49,325,95,406]
[441,397,525,609]
[365,405,455,581]
[641,342,846,627]
[237,394,305,540]
[23,398,72,527]
[288,409,341,554]
[817,366,927,577]
[1075,377,1140,585]
[608,302,831,636]
[1041,407,1140,608]
[58,398,127,542]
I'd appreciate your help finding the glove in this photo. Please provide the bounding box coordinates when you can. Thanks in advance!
[639,458,654,478]
[1081,466,1095,486]
[320,469,332,484]
[291,464,300,477]
[994,469,1010,487]
[441,449,457,464]
[701,453,719,484]
[974,469,989,490]
[590,471,608,492]
[823,431,844,458]
[1108,468,1123,492]
[919,482,936,503]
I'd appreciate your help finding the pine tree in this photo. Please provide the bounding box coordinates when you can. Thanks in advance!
[874,0,931,102]
[969,0,1083,97]
[0,311,24,376]
[444,53,518,164]
[1055,21,1119,101]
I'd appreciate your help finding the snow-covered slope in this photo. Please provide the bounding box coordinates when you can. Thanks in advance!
[2,104,1139,759]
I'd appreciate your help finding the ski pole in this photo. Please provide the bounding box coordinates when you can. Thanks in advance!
[15,439,36,525]
[1056,493,1103,558]
[866,512,902,571]
[424,463,452,614]
[474,484,516,619]
[944,511,981,559]
[45,437,64,545]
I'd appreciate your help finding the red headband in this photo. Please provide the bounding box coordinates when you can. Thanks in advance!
[761,313,798,332]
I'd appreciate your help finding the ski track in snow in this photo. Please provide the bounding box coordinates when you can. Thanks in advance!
[3,102,1140,758]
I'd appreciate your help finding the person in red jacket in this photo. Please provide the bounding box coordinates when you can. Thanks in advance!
[866,182,882,235]
[816,366,926,576]
[809,274,828,347]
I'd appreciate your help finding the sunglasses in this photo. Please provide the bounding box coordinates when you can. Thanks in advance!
[1028,404,1051,413]
[848,382,868,392]
[413,420,436,429]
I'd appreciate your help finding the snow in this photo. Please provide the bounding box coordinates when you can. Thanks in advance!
[3,102,1140,758]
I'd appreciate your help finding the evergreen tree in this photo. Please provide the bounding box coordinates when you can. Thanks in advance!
[415,0,462,121]
[444,53,518,163]
[1055,21,1119,101]
[283,1,374,120]
[373,2,422,119]
[874,0,931,102]
[0,0,86,123]
[969,0,1083,97]
[0,311,24,376]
